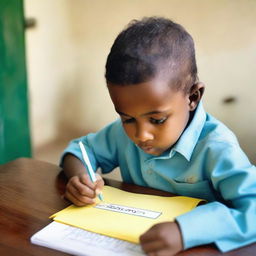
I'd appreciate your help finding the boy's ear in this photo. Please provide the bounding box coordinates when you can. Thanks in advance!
[188,82,205,111]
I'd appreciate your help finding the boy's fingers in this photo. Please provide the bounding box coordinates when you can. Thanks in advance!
[95,173,102,180]
[70,173,104,199]
[65,191,83,206]
[95,174,104,197]
[79,174,95,189]
[140,223,160,241]
[65,190,85,206]
[67,176,96,199]
[74,181,95,197]
[67,181,93,198]
[95,188,102,197]
[95,173,104,187]
[140,239,164,253]
[147,248,172,256]
[65,188,96,206]
[140,231,155,243]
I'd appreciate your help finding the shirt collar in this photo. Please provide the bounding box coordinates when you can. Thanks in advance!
[170,101,206,161]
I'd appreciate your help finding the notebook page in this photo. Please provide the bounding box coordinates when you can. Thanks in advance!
[31,221,145,256]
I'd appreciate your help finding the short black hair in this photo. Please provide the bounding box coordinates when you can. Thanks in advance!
[105,17,198,93]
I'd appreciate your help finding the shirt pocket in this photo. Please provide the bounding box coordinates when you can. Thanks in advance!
[171,178,216,201]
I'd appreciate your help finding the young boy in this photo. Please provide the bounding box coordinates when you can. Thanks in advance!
[61,17,256,255]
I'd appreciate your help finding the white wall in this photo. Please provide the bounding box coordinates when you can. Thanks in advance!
[25,0,256,163]
[25,0,79,147]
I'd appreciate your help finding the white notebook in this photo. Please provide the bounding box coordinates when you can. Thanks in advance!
[31,221,145,256]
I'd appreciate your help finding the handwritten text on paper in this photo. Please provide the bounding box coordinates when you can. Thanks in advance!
[95,203,162,219]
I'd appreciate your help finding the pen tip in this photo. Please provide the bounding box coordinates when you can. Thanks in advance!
[99,194,104,201]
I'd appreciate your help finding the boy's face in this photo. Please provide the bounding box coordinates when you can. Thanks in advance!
[108,77,196,156]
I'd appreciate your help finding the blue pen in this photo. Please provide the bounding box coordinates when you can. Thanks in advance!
[79,141,104,201]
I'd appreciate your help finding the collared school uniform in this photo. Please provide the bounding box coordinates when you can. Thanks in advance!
[61,101,256,252]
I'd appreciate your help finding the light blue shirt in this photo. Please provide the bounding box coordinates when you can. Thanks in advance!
[61,102,256,252]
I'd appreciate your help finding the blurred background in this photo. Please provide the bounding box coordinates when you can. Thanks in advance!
[1,0,256,180]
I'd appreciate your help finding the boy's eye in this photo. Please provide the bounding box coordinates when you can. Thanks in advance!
[150,117,167,125]
[120,116,168,125]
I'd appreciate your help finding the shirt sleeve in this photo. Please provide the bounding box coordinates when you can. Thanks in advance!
[176,141,256,252]
[60,120,122,173]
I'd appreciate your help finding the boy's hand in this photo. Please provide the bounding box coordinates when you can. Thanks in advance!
[140,221,183,256]
[64,173,104,206]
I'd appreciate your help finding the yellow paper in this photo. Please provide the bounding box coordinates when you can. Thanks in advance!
[51,186,204,243]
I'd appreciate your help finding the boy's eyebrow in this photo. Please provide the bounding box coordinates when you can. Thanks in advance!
[116,111,130,117]
[116,110,168,117]
[142,110,166,116]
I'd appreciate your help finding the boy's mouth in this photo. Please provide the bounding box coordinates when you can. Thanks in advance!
[138,143,154,153]
[137,143,164,156]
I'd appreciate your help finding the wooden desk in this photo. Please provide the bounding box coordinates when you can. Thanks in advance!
[0,158,255,256]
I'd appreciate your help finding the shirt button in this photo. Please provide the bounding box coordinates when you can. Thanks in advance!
[147,169,153,175]
[186,176,197,184]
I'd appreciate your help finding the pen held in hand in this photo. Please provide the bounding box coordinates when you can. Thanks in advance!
[78,141,104,201]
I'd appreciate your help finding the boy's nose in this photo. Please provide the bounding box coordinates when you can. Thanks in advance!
[135,125,154,142]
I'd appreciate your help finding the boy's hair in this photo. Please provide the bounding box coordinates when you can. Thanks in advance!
[105,17,198,93]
